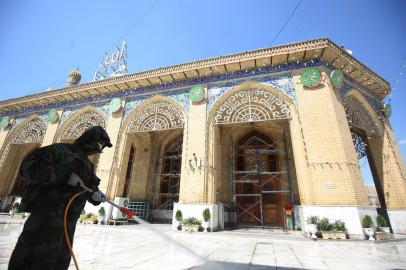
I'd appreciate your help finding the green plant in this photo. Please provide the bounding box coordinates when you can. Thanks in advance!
[317,218,333,231]
[175,210,183,221]
[202,208,211,222]
[98,207,105,217]
[333,220,346,231]
[86,213,93,219]
[182,217,202,226]
[361,215,373,228]
[12,202,21,213]
[306,216,319,225]
[91,214,98,224]
[376,215,387,227]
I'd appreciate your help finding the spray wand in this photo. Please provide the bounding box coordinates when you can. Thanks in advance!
[80,184,135,219]
[64,184,135,270]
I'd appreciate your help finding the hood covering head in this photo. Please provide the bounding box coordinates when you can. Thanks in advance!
[74,126,112,156]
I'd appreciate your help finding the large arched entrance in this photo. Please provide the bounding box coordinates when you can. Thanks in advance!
[113,96,185,223]
[234,130,286,226]
[343,92,391,224]
[207,82,299,228]
[0,116,47,211]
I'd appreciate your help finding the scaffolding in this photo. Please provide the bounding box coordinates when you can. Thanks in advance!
[228,130,294,229]
[147,136,182,223]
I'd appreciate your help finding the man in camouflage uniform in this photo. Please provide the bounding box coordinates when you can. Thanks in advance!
[8,126,112,270]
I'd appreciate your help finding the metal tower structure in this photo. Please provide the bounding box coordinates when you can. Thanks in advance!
[94,41,128,81]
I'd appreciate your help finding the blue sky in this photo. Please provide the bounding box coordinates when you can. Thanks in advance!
[1,0,405,183]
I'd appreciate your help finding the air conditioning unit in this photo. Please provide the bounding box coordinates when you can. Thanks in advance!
[111,197,129,219]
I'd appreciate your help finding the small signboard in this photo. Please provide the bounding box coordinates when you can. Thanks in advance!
[189,85,205,103]
[301,67,321,88]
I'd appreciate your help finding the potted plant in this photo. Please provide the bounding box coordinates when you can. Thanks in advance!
[182,217,201,232]
[375,215,390,240]
[361,215,375,240]
[175,210,183,230]
[376,215,390,234]
[318,218,334,239]
[98,207,106,225]
[202,208,211,232]
[11,202,25,219]
[332,220,346,239]
[306,216,319,239]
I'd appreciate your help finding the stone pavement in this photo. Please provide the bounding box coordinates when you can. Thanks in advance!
[0,220,406,270]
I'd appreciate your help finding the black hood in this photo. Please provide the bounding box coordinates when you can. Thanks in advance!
[74,126,112,156]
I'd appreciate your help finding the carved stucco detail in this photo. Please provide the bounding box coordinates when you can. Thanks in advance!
[213,88,291,125]
[344,95,380,136]
[61,111,105,140]
[127,102,184,133]
[11,118,47,144]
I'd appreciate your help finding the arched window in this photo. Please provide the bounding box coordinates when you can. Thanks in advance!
[123,145,136,197]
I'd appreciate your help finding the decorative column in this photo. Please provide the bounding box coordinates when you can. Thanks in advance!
[96,98,126,194]
[41,109,64,147]
[368,119,406,234]
[173,85,221,230]
[294,67,370,239]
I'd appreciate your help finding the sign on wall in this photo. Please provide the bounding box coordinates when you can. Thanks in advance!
[109,98,122,113]
[47,109,59,123]
[301,67,321,88]
[330,70,344,88]
[0,116,10,129]
[189,85,205,103]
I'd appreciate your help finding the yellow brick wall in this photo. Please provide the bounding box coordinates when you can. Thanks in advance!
[292,69,368,206]
[179,88,208,203]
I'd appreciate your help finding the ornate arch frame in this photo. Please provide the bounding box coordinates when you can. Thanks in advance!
[54,106,106,143]
[107,95,186,199]
[0,115,47,194]
[123,95,185,133]
[344,89,383,138]
[205,81,295,204]
[208,81,293,126]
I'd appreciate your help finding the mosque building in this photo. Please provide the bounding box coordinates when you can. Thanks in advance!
[0,38,405,238]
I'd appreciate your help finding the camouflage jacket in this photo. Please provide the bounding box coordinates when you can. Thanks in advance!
[19,143,101,213]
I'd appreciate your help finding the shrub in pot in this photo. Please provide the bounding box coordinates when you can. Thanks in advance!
[361,215,375,240]
[202,208,211,232]
[182,217,201,232]
[332,220,347,239]
[11,202,25,219]
[376,215,390,234]
[98,207,106,224]
[306,216,319,239]
[175,210,183,230]
[318,218,334,239]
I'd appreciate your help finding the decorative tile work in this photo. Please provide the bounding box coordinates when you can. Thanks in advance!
[123,88,189,119]
[0,58,323,118]
[58,102,109,128]
[207,73,295,109]
[10,112,48,132]
[339,82,383,118]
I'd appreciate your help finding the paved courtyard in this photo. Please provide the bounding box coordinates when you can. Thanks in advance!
[1,219,406,270]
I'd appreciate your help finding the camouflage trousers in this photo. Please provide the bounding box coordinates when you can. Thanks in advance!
[8,207,82,270]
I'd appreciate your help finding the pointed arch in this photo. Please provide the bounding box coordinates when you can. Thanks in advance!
[0,115,47,190]
[344,89,383,137]
[54,106,106,142]
[123,95,185,133]
[208,81,293,125]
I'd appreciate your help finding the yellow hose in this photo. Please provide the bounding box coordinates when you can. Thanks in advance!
[64,191,87,270]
